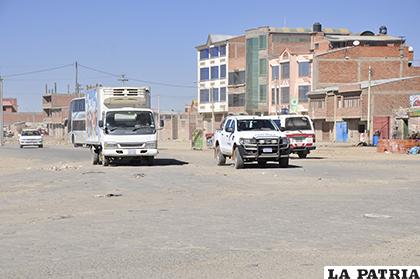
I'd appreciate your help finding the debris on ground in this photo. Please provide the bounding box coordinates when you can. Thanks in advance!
[82,171,105,175]
[94,193,123,198]
[47,163,81,171]
[363,213,392,219]
[134,173,145,179]
[48,215,73,221]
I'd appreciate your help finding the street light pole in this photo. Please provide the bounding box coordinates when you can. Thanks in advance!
[367,66,372,145]
[0,76,3,146]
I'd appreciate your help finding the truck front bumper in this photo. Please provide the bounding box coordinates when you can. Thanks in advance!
[290,145,316,153]
[102,148,158,157]
[238,143,291,160]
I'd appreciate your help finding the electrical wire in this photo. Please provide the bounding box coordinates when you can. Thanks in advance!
[78,63,197,89]
[1,63,74,78]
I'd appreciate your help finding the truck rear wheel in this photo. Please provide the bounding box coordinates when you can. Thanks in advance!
[233,148,244,169]
[215,145,226,166]
[92,152,99,165]
[279,157,289,168]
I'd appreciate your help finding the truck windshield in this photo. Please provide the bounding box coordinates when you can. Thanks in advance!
[237,119,277,131]
[21,131,40,136]
[105,111,155,135]
[285,117,311,131]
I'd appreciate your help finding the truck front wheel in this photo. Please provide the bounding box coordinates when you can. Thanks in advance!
[103,156,110,166]
[215,145,226,166]
[233,148,244,169]
[279,156,289,168]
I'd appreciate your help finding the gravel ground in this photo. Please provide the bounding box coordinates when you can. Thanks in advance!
[0,143,419,278]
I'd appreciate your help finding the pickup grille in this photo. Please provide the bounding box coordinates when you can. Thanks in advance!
[118,143,145,149]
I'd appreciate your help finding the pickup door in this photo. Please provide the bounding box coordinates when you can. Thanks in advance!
[220,119,235,154]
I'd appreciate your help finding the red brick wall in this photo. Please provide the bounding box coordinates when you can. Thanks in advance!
[318,61,358,83]
[228,36,246,71]
[4,112,44,126]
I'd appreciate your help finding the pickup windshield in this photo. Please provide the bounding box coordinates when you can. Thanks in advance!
[105,111,155,135]
[285,117,312,131]
[237,119,277,131]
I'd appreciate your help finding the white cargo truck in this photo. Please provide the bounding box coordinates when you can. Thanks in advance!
[82,86,158,166]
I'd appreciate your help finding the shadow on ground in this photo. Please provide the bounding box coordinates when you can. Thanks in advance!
[109,158,189,167]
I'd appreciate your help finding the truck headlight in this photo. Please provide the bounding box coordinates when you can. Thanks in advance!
[104,142,118,148]
[239,138,256,145]
[145,140,157,149]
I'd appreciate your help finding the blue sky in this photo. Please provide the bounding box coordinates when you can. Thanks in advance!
[1,0,419,112]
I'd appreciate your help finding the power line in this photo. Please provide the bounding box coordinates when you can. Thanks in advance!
[78,63,197,89]
[2,63,74,78]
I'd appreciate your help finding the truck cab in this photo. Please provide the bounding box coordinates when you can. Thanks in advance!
[264,115,316,158]
[213,115,290,169]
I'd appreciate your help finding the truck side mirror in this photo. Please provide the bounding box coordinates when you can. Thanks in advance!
[225,127,234,133]
[64,119,68,127]
[279,126,286,132]
[98,120,104,128]
[160,119,165,128]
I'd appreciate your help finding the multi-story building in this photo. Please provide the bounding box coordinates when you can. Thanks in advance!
[196,34,234,131]
[2,98,18,112]
[42,92,78,137]
[197,23,420,143]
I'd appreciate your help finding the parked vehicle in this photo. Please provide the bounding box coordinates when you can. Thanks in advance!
[264,114,315,158]
[19,129,43,148]
[213,115,290,169]
[70,86,160,166]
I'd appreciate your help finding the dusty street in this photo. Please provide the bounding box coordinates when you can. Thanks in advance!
[0,144,420,278]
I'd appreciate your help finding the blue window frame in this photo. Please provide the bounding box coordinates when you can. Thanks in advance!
[200,48,209,60]
[210,46,219,58]
[220,87,226,102]
[211,66,219,80]
[200,68,209,81]
[220,65,226,79]
[219,45,226,56]
[298,62,311,77]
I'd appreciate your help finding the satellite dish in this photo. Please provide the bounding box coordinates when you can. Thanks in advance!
[353,40,360,46]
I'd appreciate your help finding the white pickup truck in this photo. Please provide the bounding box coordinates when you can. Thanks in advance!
[213,115,291,169]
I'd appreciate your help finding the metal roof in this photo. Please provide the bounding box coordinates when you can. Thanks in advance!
[196,34,236,49]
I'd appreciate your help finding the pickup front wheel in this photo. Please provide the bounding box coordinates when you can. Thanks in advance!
[233,148,244,169]
[215,146,226,166]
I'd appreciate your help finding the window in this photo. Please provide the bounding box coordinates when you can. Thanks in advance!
[220,65,226,79]
[259,59,267,76]
[210,46,219,58]
[210,66,219,80]
[228,71,245,85]
[200,89,209,103]
[298,62,311,77]
[281,62,290,79]
[298,85,310,102]
[271,88,279,105]
[219,87,226,102]
[272,65,279,80]
[311,98,325,109]
[200,68,209,81]
[219,45,226,56]
[281,87,290,104]
[211,88,219,102]
[225,120,232,130]
[339,95,361,108]
[237,119,276,131]
[259,35,267,49]
[228,93,245,107]
[285,117,312,131]
[200,48,209,60]
[259,85,267,102]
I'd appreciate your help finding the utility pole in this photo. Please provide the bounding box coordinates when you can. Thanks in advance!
[0,76,3,146]
[367,66,372,145]
[75,61,79,96]
[211,87,215,132]
[118,74,128,86]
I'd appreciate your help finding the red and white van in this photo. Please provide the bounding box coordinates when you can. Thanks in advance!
[264,115,316,158]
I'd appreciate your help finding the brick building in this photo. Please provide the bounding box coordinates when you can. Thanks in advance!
[42,92,78,137]
[2,98,44,127]
[2,98,18,112]
[197,23,420,143]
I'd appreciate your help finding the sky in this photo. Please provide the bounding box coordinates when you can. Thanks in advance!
[1,0,419,112]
